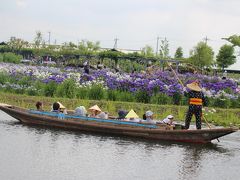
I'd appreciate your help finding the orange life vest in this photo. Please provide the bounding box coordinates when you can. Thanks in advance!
[189,98,203,105]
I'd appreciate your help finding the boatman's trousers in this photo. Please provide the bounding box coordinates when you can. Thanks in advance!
[185,105,202,129]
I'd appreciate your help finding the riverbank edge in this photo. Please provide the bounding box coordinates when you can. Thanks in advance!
[0,92,239,128]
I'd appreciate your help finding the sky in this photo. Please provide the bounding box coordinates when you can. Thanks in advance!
[0,0,240,69]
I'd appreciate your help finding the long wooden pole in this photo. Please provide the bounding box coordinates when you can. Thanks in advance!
[202,115,220,142]
[167,62,220,141]
[167,62,184,88]
[202,116,211,129]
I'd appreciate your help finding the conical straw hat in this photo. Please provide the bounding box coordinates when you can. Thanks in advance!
[57,102,66,109]
[186,82,201,92]
[125,109,139,118]
[89,105,101,112]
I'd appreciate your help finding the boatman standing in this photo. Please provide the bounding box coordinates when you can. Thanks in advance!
[184,80,207,130]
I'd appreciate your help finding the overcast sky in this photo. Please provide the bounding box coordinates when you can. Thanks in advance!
[0,0,240,69]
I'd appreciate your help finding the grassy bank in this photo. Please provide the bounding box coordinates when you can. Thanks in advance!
[0,92,239,128]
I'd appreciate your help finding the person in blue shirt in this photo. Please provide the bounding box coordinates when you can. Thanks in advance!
[35,101,43,111]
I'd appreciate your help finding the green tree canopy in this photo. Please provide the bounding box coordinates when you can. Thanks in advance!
[159,38,170,59]
[216,44,236,70]
[7,37,29,54]
[222,34,240,47]
[174,47,183,59]
[34,31,43,49]
[140,45,154,57]
[78,40,100,55]
[189,41,214,69]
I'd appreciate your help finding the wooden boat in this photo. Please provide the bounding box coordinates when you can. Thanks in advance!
[0,104,238,144]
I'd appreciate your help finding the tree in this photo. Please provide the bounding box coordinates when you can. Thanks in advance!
[99,49,123,67]
[174,47,183,59]
[141,45,154,57]
[222,34,240,47]
[7,36,29,54]
[216,44,236,71]
[78,40,100,55]
[60,41,78,55]
[34,31,43,49]
[189,41,214,70]
[159,38,170,59]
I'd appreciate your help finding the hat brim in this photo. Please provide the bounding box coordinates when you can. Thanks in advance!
[57,102,66,109]
[125,109,139,118]
[186,84,201,92]
[89,105,101,112]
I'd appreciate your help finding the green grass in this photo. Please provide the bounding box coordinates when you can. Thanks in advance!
[0,92,239,128]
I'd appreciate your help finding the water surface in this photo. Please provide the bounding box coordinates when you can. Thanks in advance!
[0,111,239,180]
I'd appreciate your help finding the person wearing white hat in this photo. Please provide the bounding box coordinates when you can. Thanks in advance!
[145,110,153,120]
[162,115,174,126]
[144,110,156,124]
[75,106,87,116]
[184,80,207,129]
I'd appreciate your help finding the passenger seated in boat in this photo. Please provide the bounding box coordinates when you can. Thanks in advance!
[117,110,128,120]
[35,101,43,111]
[96,112,108,119]
[51,102,60,112]
[124,109,140,122]
[143,110,156,124]
[75,106,87,116]
[51,102,67,114]
[161,115,175,127]
[142,113,146,120]
[88,105,102,117]
[58,102,67,114]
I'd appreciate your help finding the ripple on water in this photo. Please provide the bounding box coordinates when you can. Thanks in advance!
[0,112,239,180]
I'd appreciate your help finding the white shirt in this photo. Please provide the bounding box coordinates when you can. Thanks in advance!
[162,118,174,125]
[96,112,108,119]
[144,117,156,124]
[75,106,87,116]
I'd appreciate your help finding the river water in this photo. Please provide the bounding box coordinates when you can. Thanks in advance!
[0,111,239,180]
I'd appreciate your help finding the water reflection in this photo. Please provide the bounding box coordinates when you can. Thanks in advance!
[1,112,239,180]
[177,143,229,180]
[8,120,232,153]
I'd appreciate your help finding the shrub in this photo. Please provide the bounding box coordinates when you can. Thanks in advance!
[14,87,25,94]
[55,79,77,98]
[0,54,3,62]
[150,93,171,105]
[135,90,150,103]
[76,87,89,99]
[212,97,231,108]
[180,95,189,106]
[26,87,38,96]
[55,85,65,98]
[230,97,240,108]
[172,92,182,105]
[88,84,105,100]
[18,76,33,87]
[0,72,9,84]
[3,52,22,64]
[33,81,45,96]
[43,80,57,97]
[224,87,234,94]
[107,90,118,101]
[117,91,135,102]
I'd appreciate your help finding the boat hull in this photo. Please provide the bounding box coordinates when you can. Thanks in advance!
[0,105,238,144]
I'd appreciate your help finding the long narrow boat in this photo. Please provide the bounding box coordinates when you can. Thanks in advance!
[0,104,238,144]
